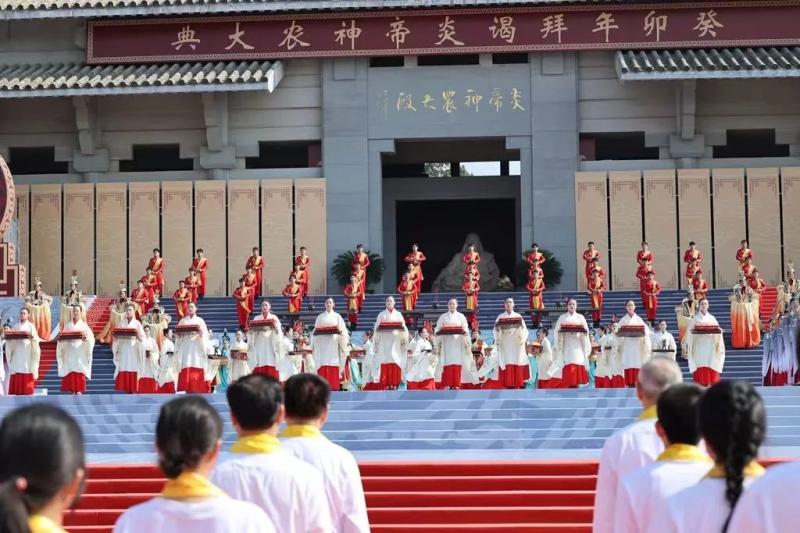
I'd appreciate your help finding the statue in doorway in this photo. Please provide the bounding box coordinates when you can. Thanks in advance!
[432,234,501,292]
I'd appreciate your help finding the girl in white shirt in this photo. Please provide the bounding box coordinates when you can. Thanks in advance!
[655,381,766,533]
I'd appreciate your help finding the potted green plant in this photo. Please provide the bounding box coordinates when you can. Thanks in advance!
[514,249,563,289]
[331,250,385,291]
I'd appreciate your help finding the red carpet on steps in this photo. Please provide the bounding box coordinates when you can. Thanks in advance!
[63,459,787,533]
[86,298,114,336]
[34,342,56,387]
[760,287,777,325]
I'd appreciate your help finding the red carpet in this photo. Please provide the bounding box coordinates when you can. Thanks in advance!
[86,298,114,335]
[62,459,786,532]
[760,287,777,325]
[34,341,56,388]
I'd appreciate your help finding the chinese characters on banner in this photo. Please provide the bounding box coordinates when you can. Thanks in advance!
[380,87,526,119]
[87,3,800,63]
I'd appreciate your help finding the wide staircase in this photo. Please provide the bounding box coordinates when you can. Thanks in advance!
[32,288,765,393]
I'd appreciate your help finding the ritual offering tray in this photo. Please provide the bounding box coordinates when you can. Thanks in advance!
[112,327,138,338]
[591,343,602,355]
[313,326,340,336]
[618,325,646,338]
[437,326,467,335]
[377,321,405,332]
[176,324,201,336]
[249,319,276,330]
[526,342,542,355]
[496,317,524,329]
[653,349,675,353]
[58,330,84,341]
[692,325,722,335]
[4,331,31,340]
[558,324,587,334]
[230,350,248,361]
[349,348,366,358]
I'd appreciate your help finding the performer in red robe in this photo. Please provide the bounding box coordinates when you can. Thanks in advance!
[292,264,309,298]
[526,243,545,274]
[404,244,426,293]
[282,276,303,313]
[191,248,208,299]
[233,278,251,331]
[352,244,371,292]
[140,268,158,305]
[640,271,661,325]
[352,264,366,310]
[587,270,604,327]
[344,275,362,327]
[748,271,767,314]
[692,271,709,301]
[131,281,151,318]
[294,246,311,295]
[183,268,200,303]
[683,241,703,268]
[685,258,702,287]
[741,257,758,281]
[589,258,606,284]
[526,269,546,327]
[582,242,600,283]
[397,273,418,312]
[462,272,480,313]
[245,247,264,297]
[636,242,653,267]
[148,249,165,297]
[635,262,655,292]
[172,280,191,320]
[242,267,258,311]
[736,239,753,270]
[462,244,481,274]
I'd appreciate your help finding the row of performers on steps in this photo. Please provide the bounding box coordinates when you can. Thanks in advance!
[761,298,800,387]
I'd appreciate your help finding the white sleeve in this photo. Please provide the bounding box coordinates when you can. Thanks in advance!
[612,477,637,533]
[727,486,767,533]
[303,472,334,533]
[341,455,370,533]
[592,436,620,533]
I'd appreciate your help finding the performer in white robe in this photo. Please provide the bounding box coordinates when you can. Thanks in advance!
[229,330,251,383]
[684,299,726,386]
[280,374,370,533]
[138,325,160,393]
[613,383,711,533]
[157,329,178,394]
[56,305,94,394]
[651,320,677,360]
[360,331,382,391]
[492,298,530,389]
[594,326,612,388]
[372,296,409,390]
[111,304,145,394]
[211,376,333,532]
[433,299,471,389]
[534,329,558,389]
[175,303,211,393]
[615,300,652,388]
[311,298,350,390]
[6,307,41,395]
[728,461,800,532]
[592,358,683,533]
[551,299,592,388]
[406,328,437,390]
[247,300,285,380]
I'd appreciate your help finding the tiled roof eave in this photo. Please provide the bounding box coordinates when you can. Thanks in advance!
[0,80,272,98]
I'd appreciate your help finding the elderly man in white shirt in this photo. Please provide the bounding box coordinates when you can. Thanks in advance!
[281,373,369,533]
[211,374,333,532]
[592,357,683,533]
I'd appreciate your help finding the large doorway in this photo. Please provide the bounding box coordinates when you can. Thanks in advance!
[395,199,516,292]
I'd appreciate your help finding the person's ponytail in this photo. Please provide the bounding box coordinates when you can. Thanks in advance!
[0,478,30,533]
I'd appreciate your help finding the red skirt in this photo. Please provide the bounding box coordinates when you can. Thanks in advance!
[158,382,176,394]
[407,378,435,390]
[441,364,462,388]
[138,377,158,393]
[624,368,640,388]
[8,373,35,395]
[177,367,209,393]
[318,366,341,389]
[482,379,504,389]
[115,371,138,393]
[380,363,402,387]
[435,381,446,390]
[499,364,531,389]
[611,375,626,388]
[694,367,721,387]
[594,376,611,388]
[253,365,279,380]
[461,382,483,390]
[764,367,789,386]
[561,364,589,388]
[538,378,562,389]
[61,372,86,393]
[363,382,383,391]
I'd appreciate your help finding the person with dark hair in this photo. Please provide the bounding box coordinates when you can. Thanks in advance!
[174,302,211,393]
[656,381,767,533]
[582,241,600,285]
[211,374,332,532]
[138,324,160,393]
[191,249,208,299]
[148,248,165,297]
[614,383,711,532]
[245,247,264,298]
[593,358,683,533]
[157,329,178,394]
[728,329,800,532]
[0,404,85,533]
[281,374,369,532]
[406,327,436,390]
[114,396,271,532]
[617,300,653,388]
[311,298,350,390]
[111,304,145,394]
[685,298,726,386]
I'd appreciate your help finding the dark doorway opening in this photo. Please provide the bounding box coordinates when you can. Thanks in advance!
[395,198,516,292]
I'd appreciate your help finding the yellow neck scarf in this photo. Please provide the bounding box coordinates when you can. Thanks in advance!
[230,432,281,454]
[706,461,766,479]
[160,472,224,501]
[280,424,325,439]
[657,444,712,463]
[638,405,658,421]
[28,515,66,533]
